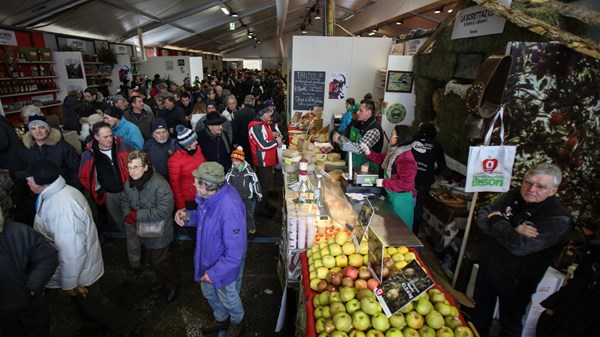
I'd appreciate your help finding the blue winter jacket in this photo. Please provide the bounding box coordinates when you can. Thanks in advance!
[185,184,247,288]
[112,118,144,150]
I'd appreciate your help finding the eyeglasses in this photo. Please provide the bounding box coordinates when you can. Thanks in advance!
[127,165,144,171]
[523,179,553,190]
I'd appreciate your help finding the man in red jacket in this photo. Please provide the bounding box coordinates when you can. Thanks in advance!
[248,107,282,217]
[79,122,142,272]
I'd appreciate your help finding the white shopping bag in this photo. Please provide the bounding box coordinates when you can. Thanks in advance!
[465,107,516,192]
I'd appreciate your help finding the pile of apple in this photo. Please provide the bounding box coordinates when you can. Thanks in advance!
[307,231,417,293]
[306,231,474,337]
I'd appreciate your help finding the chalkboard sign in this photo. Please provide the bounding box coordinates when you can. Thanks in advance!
[293,71,325,110]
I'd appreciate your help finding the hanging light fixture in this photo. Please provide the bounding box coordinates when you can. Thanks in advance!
[221,7,230,15]
[434,7,443,14]
[230,11,238,18]
[301,25,307,34]
[368,28,377,36]
[396,19,403,25]
[448,8,453,13]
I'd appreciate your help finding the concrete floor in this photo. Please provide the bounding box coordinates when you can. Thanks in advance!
[47,173,293,337]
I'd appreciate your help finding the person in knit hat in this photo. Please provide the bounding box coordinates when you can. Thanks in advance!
[225,146,262,236]
[143,118,175,180]
[103,106,144,150]
[167,124,206,210]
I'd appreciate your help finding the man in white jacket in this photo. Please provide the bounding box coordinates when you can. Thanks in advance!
[17,159,139,337]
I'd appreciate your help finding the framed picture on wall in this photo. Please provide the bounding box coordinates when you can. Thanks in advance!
[386,71,413,93]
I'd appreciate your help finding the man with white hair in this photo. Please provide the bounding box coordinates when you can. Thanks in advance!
[472,163,573,337]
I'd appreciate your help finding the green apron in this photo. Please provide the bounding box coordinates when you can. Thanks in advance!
[384,172,414,230]
[348,125,380,172]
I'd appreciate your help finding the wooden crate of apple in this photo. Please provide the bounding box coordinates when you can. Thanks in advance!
[312,286,473,337]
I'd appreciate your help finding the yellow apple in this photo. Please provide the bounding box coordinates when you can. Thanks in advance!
[397,246,409,255]
[336,255,349,268]
[349,254,364,268]
[342,242,356,255]
[387,247,397,255]
[359,241,369,255]
[335,231,349,245]
[391,253,405,262]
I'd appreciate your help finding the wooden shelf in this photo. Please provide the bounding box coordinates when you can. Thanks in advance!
[84,62,104,65]
[86,73,111,77]
[0,76,58,81]
[5,102,62,115]
[0,89,60,98]
[14,60,54,64]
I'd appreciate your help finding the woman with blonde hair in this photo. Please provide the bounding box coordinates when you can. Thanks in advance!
[120,150,179,302]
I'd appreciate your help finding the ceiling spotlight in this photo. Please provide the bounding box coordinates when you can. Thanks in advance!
[396,19,403,25]
[434,7,443,14]
[221,7,230,15]
[448,8,453,13]
[372,28,378,33]
[314,8,321,20]
[257,40,261,44]
[301,25,307,34]
[230,12,238,18]
[254,37,258,40]
[368,31,375,36]
[247,30,253,38]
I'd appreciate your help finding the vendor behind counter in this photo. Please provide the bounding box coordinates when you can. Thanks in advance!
[333,100,384,172]
[360,125,417,230]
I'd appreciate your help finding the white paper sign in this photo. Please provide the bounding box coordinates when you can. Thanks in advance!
[404,38,427,55]
[451,2,512,40]
[0,29,17,46]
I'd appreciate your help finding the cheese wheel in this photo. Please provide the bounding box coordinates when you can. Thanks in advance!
[282,149,300,158]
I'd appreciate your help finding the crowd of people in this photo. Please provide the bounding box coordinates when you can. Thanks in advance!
[0,68,288,337]
[1,69,593,337]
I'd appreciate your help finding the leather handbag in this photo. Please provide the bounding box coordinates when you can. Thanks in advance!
[465,55,513,118]
[136,220,166,238]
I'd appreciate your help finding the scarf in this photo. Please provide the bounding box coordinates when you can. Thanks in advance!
[205,127,231,154]
[128,167,154,191]
[185,147,197,156]
[382,144,413,179]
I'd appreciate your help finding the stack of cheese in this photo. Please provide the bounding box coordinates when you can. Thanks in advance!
[282,140,345,174]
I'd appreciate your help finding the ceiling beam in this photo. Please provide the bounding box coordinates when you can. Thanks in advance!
[187,4,307,49]
[408,11,442,24]
[219,25,299,54]
[118,0,222,41]
[165,1,277,46]
[11,0,91,27]
[342,0,440,34]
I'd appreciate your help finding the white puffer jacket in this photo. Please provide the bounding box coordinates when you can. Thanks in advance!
[34,176,104,290]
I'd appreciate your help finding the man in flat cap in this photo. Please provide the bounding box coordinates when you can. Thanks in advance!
[174,162,246,337]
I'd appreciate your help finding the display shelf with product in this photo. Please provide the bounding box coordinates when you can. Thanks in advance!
[81,54,112,88]
[0,46,61,117]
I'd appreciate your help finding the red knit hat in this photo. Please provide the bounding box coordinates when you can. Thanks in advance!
[231,146,245,162]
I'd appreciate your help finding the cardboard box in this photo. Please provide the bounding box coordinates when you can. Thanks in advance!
[521,267,565,337]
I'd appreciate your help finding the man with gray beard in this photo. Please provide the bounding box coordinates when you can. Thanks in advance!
[143,118,175,180]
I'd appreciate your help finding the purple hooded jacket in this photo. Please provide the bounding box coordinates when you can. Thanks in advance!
[185,183,247,287]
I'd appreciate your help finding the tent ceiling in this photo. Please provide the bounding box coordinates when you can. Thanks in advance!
[1,0,459,55]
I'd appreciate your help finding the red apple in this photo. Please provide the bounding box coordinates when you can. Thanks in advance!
[344,266,359,281]
[317,280,328,293]
[367,278,380,291]
[326,284,338,293]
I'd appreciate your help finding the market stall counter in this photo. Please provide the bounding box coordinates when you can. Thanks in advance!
[278,169,422,288]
